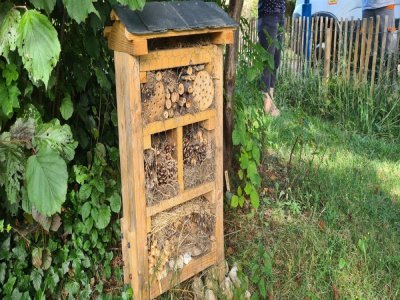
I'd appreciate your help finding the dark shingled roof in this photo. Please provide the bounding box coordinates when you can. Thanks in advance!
[113,1,237,35]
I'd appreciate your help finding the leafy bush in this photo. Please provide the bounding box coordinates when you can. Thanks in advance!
[0,0,144,298]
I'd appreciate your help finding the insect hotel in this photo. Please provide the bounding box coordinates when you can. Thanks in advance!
[104,2,236,299]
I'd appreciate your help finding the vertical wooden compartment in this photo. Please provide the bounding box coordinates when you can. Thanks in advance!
[106,4,235,299]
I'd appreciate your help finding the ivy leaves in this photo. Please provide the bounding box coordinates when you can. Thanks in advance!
[17,10,60,88]
[26,147,68,216]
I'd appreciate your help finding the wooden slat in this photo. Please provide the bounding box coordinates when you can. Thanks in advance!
[176,127,184,191]
[363,18,374,82]
[209,45,225,281]
[146,182,215,217]
[143,109,215,136]
[125,27,236,41]
[108,22,148,56]
[370,15,381,94]
[291,16,296,71]
[332,18,338,74]
[378,16,389,85]
[120,218,130,284]
[318,16,324,61]
[140,72,147,83]
[358,19,367,82]
[337,18,343,75]
[342,18,349,77]
[150,250,217,299]
[114,51,149,299]
[139,46,214,72]
[312,17,319,66]
[324,28,332,81]
[308,16,314,70]
[353,21,361,82]
[346,18,355,79]
[211,30,235,45]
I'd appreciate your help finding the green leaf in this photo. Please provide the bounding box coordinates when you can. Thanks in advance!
[116,0,146,11]
[239,152,250,169]
[91,178,105,193]
[17,10,60,87]
[109,192,121,213]
[30,269,43,291]
[80,202,91,220]
[64,281,80,296]
[95,68,111,91]
[244,183,253,195]
[252,146,261,164]
[26,147,68,216]
[247,161,261,187]
[0,3,20,61]
[60,95,74,120]
[0,82,20,118]
[238,195,245,207]
[250,190,259,209]
[29,0,56,14]
[32,247,43,268]
[79,184,92,201]
[258,279,267,298]
[62,0,99,24]
[3,63,18,86]
[237,186,243,196]
[92,206,111,229]
[3,276,16,296]
[34,120,77,161]
[0,262,6,284]
[231,195,239,208]
[42,248,52,270]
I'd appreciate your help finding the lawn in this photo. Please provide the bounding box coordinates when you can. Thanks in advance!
[225,107,400,299]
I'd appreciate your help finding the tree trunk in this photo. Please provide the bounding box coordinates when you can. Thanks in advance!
[223,0,244,173]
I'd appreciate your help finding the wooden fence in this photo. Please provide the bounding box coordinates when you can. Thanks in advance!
[240,17,399,93]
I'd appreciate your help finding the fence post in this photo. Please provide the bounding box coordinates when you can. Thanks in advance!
[302,0,312,63]
[324,28,332,82]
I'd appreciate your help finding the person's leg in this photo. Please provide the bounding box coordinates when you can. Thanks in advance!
[258,15,280,115]
[270,13,286,96]
[258,15,279,93]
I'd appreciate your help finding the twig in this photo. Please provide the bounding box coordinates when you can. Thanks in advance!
[288,135,300,171]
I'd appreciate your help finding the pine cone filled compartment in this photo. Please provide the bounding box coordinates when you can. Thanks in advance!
[144,132,179,206]
[147,196,215,283]
[183,123,215,189]
[141,65,214,125]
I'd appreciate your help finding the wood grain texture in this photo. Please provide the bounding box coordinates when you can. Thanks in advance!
[114,51,149,299]
[146,181,215,217]
[143,109,215,136]
[208,45,225,281]
[150,250,217,299]
[139,46,214,72]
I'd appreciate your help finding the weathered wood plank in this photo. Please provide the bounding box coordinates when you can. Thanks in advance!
[149,250,217,299]
[140,46,214,72]
[143,109,215,136]
[114,51,149,299]
[146,182,215,217]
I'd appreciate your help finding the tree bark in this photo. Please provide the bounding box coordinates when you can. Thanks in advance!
[223,0,244,173]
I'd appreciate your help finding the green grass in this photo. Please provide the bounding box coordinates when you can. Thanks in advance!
[226,108,400,299]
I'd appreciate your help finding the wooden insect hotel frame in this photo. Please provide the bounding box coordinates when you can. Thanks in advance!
[105,2,236,299]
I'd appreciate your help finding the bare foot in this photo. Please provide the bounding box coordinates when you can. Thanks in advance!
[263,92,280,117]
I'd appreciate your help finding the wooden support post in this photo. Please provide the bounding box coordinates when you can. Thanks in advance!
[208,45,225,282]
[114,51,149,300]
